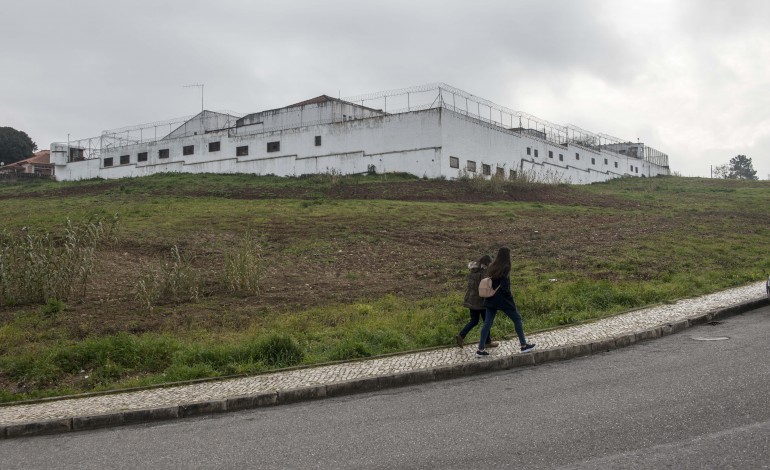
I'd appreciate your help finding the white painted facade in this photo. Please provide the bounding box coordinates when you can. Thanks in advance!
[50,86,670,183]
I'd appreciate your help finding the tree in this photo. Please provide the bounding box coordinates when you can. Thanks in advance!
[712,163,729,179]
[0,127,37,165]
[727,154,757,180]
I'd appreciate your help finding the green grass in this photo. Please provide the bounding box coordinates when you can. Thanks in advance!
[0,173,768,402]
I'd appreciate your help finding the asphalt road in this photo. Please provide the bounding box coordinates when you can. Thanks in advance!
[2,306,769,469]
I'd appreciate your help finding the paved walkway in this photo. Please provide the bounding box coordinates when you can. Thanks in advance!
[1,281,767,438]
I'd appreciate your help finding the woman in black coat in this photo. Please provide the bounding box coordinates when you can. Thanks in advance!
[455,255,498,348]
[476,246,536,357]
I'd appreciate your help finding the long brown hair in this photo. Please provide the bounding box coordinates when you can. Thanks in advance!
[486,247,511,280]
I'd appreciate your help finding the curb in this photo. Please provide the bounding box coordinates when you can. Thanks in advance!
[2,297,767,439]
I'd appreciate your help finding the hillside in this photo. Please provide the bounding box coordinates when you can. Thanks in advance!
[1,173,768,402]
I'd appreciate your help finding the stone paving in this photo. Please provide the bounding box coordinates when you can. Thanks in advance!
[0,281,766,428]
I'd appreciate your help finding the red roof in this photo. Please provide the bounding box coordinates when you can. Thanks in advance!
[3,150,50,169]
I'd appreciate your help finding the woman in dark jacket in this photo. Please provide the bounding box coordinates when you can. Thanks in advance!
[455,255,498,348]
[476,247,536,357]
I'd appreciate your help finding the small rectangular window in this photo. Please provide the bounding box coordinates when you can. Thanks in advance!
[559,154,564,161]
[137,152,148,162]
[104,157,114,167]
[482,164,491,176]
[449,156,459,169]
[466,160,476,172]
[548,151,553,159]
[267,141,280,152]
[183,145,194,156]
[614,162,618,168]
[575,152,580,160]
[509,169,517,180]
[236,146,249,156]
[635,167,639,173]
[604,158,608,165]
[120,155,130,165]
[526,147,531,155]
[591,158,595,165]
[534,149,539,158]
[315,136,322,146]
[159,149,169,159]
[208,141,221,152]
[496,167,504,177]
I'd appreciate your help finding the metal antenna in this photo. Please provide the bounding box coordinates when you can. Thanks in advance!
[183,84,204,113]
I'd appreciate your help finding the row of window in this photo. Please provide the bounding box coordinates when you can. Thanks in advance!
[103,136,325,167]
[450,153,636,173]
[527,147,626,168]
[450,156,517,178]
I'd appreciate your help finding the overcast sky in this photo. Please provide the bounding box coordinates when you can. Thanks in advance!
[2,0,768,178]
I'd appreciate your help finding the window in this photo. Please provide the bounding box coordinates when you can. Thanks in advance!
[343,114,347,121]
[449,156,459,168]
[69,147,84,161]
[575,152,580,160]
[466,160,476,172]
[183,145,194,156]
[267,141,280,152]
[208,141,221,152]
[635,167,639,173]
[482,164,491,176]
[559,154,564,161]
[614,162,618,168]
[526,147,531,155]
[120,155,130,165]
[496,167,504,177]
[604,158,608,165]
[315,135,322,146]
[548,151,553,159]
[137,152,148,162]
[509,169,517,180]
[534,149,539,158]
[236,146,249,156]
[159,149,169,159]
[591,158,595,165]
[104,157,114,167]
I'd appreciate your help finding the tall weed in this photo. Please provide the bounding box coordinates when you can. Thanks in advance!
[223,231,263,295]
[0,217,116,306]
[135,245,201,311]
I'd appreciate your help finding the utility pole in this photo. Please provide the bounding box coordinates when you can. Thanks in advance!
[183,84,204,113]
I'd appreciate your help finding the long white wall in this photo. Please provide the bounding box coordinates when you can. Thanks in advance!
[52,107,669,183]
[53,109,445,181]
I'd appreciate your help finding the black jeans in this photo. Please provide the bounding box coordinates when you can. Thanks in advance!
[458,309,491,344]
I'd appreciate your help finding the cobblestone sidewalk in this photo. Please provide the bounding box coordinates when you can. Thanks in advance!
[1,281,767,438]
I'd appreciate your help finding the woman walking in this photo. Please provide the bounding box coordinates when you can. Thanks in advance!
[476,247,536,357]
[455,255,498,349]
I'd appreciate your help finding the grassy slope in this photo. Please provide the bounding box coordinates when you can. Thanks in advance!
[0,173,768,402]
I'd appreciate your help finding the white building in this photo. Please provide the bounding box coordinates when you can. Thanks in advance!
[50,83,670,183]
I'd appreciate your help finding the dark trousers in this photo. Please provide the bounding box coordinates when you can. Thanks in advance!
[478,305,526,350]
[458,309,491,344]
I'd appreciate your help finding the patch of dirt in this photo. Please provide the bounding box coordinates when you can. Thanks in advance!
[0,177,658,338]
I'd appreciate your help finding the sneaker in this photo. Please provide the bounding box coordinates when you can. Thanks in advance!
[520,343,536,353]
[475,349,490,358]
[485,341,500,348]
[455,335,464,348]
